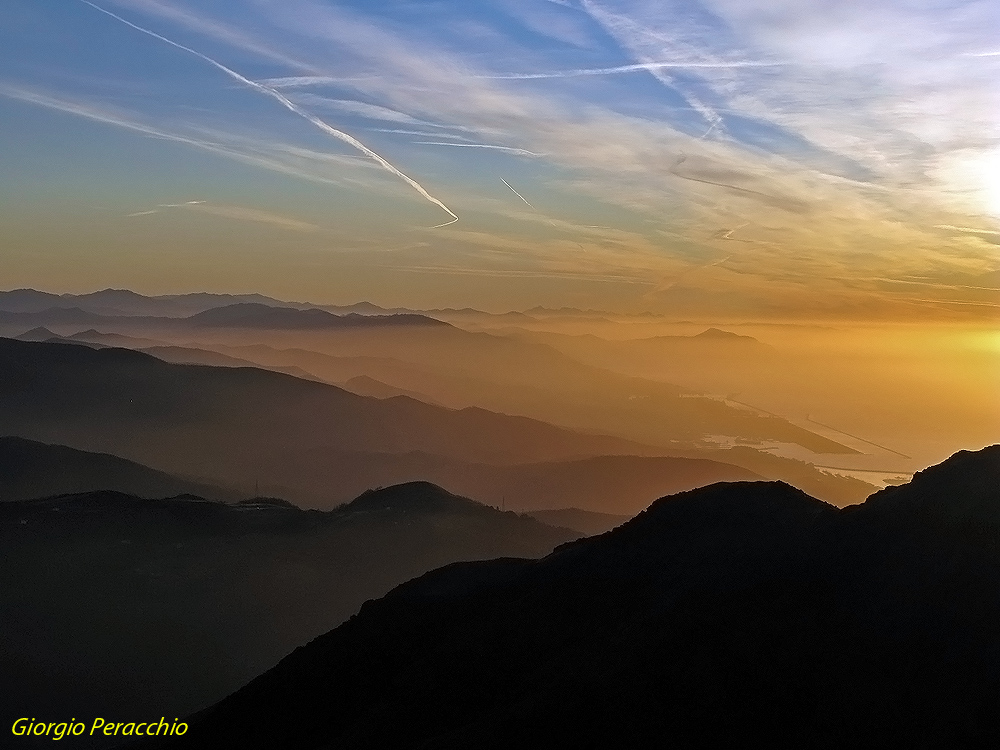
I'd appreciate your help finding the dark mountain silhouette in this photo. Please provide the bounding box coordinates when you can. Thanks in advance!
[0,436,231,502]
[159,446,1000,749]
[186,303,447,330]
[692,326,762,342]
[13,326,59,341]
[1,482,577,741]
[0,338,674,505]
[526,508,630,535]
[860,444,1000,524]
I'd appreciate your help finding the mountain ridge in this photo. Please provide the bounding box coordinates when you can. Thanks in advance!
[156,446,1000,749]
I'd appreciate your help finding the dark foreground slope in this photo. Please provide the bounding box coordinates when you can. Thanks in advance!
[0,483,576,736]
[163,446,1000,750]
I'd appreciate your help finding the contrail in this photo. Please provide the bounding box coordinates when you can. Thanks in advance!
[80,1,458,226]
[483,60,783,79]
[128,199,205,216]
[498,177,588,251]
[499,177,536,209]
[415,142,542,157]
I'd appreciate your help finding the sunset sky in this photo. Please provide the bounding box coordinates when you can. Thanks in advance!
[1,0,998,317]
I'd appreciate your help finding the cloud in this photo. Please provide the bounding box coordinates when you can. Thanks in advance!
[185,203,321,232]
[9,0,996,317]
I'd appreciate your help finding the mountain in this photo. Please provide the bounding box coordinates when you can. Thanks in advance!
[13,326,60,342]
[0,288,288,317]
[137,345,321,381]
[198,332,854,458]
[186,303,447,330]
[0,297,857,458]
[0,338,669,505]
[66,329,168,347]
[691,326,762,342]
[0,307,103,334]
[339,375,443,405]
[860,444,1000,524]
[0,482,578,737]
[162,447,1000,749]
[0,437,232,502]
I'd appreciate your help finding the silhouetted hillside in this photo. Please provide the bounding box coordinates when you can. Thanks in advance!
[162,447,1000,749]
[0,437,231,502]
[1,482,577,744]
[860,445,1000,523]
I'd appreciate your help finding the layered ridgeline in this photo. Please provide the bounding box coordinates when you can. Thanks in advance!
[153,446,1000,749]
[0,295,863,461]
[0,338,866,510]
[1,482,578,736]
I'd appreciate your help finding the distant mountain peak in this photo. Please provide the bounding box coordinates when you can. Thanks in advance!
[14,326,58,341]
[693,327,757,341]
[343,482,486,514]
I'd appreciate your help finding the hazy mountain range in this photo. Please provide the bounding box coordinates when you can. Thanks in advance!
[0,337,872,508]
[152,446,1000,749]
[0,289,866,461]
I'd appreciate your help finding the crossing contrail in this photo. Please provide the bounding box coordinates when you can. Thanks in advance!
[499,177,536,209]
[79,1,458,226]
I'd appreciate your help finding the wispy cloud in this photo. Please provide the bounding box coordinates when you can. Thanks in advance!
[186,203,321,232]
[5,0,995,318]
[125,199,320,232]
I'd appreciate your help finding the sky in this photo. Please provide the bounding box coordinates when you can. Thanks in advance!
[1,0,998,317]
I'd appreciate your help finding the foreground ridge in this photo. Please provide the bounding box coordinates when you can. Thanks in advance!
[148,446,1000,749]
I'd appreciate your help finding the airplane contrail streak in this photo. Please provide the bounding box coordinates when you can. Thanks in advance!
[484,60,783,79]
[80,1,458,225]
[415,142,541,156]
[499,177,536,209]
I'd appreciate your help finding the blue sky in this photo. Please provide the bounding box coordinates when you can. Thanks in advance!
[1,0,998,316]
